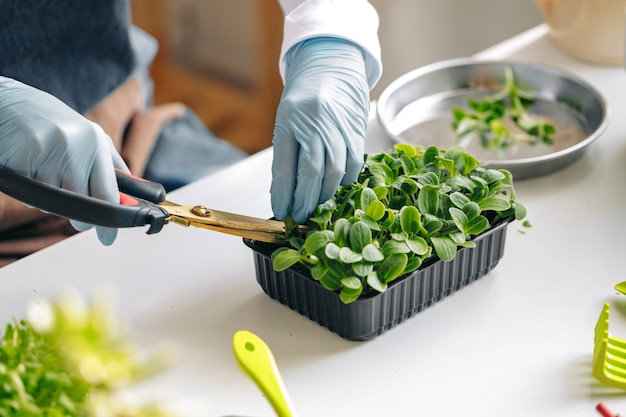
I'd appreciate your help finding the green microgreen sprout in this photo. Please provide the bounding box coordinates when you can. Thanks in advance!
[0,288,179,417]
[272,144,526,304]
[452,67,556,157]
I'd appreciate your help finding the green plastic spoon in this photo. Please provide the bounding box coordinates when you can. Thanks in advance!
[232,330,297,417]
[615,281,626,295]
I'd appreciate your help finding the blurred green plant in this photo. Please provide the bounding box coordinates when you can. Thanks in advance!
[272,144,526,304]
[0,288,178,417]
[452,67,556,156]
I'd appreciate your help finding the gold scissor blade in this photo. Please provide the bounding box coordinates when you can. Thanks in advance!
[158,200,292,239]
[185,221,288,243]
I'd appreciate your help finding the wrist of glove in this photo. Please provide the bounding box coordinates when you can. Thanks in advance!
[0,77,128,245]
[270,37,370,224]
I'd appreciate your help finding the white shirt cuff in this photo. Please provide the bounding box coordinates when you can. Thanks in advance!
[277,0,383,89]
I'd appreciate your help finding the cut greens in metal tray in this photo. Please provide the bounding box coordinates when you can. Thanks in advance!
[376,59,609,180]
[452,66,556,156]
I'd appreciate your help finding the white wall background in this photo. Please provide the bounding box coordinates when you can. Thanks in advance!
[161,0,544,98]
[369,0,543,98]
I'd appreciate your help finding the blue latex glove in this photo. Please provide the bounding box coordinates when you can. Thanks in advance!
[0,77,128,245]
[271,37,370,224]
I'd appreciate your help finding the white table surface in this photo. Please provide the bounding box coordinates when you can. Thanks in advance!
[3,24,626,416]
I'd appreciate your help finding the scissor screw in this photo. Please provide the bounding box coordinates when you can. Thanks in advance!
[191,205,211,217]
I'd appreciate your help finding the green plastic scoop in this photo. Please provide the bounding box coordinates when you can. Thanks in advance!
[232,330,297,417]
[615,281,626,295]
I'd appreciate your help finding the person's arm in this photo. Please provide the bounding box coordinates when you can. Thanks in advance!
[0,193,50,234]
[270,0,383,224]
[0,76,127,245]
[84,75,185,177]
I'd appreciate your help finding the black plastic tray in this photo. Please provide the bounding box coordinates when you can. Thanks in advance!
[244,217,512,341]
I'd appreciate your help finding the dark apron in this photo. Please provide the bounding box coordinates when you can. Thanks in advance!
[0,0,247,266]
[0,0,247,191]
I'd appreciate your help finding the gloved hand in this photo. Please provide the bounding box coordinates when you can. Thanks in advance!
[271,37,370,224]
[0,77,128,245]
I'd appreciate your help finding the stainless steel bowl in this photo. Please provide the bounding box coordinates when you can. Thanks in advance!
[376,58,609,179]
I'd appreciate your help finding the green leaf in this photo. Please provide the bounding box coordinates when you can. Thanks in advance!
[470,174,489,189]
[452,106,467,122]
[446,174,476,192]
[303,231,329,255]
[380,253,408,283]
[271,246,291,260]
[405,237,429,255]
[352,261,373,277]
[288,236,305,250]
[308,210,333,229]
[391,232,408,241]
[459,241,477,248]
[334,218,351,247]
[320,229,335,241]
[341,276,362,290]
[423,218,443,235]
[390,195,409,210]
[349,221,372,252]
[367,271,387,293]
[399,177,419,195]
[272,249,304,271]
[449,207,468,233]
[478,197,511,211]
[325,242,341,260]
[381,209,396,229]
[362,243,385,262]
[418,171,440,186]
[311,264,329,281]
[361,215,382,231]
[399,154,417,175]
[443,145,466,162]
[394,143,419,157]
[318,266,343,290]
[465,215,489,235]
[480,169,506,184]
[404,255,423,273]
[462,201,481,219]
[514,202,527,220]
[340,286,362,304]
[372,185,388,200]
[359,187,378,211]
[400,205,421,235]
[382,240,411,256]
[430,236,457,261]
[450,192,470,209]
[368,162,394,180]
[417,184,439,215]
[423,146,440,164]
[366,199,386,221]
[282,216,300,237]
[448,231,467,245]
[437,157,456,176]
[339,247,363,264]
[462,153,479,174]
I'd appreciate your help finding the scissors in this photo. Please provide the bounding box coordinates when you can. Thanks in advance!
[0,167,299,243]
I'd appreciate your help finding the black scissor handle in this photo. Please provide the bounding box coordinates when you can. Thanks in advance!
[114,168,167,203]
[0,167,168,234]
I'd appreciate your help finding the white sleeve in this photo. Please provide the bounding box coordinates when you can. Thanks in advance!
[276,0,383,89]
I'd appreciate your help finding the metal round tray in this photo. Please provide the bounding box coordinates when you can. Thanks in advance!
[376,58,609,179]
